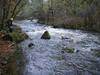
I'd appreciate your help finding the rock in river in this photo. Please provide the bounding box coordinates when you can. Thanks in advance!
[28,43,34,48]
[41,31,51,39]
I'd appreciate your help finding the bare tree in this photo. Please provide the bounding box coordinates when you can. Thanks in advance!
[0,0,26,30]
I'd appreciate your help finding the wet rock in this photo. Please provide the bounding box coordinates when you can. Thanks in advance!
[41,31,51,39]
[53,25,57,28]
[91,48,100,57]
[75,50,80,53]
[61,51,65,54]
[94,41,100,45]
[61,36,69,40]
[95,52,100,57]
[62,47,75,53]
[28,43,34,48]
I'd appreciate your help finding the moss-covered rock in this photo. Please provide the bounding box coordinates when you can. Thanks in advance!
[41,31,51,39]
[62,47,75,53]
[91,49,100,57]
[9,31,28,43]
[95,51,100,57]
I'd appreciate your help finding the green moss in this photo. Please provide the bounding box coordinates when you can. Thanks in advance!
[9,31,28,43]
[63,47,75,53]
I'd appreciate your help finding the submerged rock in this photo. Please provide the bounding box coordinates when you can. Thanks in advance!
[61,36,69,40]
[61,51,65,54]
[75,50,80,53]
[62,47,75,53]
[91,48,100,57]
[41,31,51,39]
[91,48,100,51]
[28,43,34,48]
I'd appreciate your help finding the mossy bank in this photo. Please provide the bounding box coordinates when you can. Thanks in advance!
[0,25,28,75]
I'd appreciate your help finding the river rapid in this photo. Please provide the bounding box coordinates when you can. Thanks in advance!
[14,20,100,75]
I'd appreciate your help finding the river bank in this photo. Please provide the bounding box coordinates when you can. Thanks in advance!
[0,24,28,75]
[38,17,100,33]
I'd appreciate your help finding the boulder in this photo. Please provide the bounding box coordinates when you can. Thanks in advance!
[41,31,51,39]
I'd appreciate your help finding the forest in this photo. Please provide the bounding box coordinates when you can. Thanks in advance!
[0,0,100,75]
[0,0,100,32]
[18,0,100,31]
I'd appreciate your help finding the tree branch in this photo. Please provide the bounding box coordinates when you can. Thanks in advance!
[11,0,22,18]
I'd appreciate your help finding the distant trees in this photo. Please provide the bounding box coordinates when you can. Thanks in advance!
[36,0,100,31]
[0,0,26,30]
[18,0,45,19]
[1,0,99,31]
[78,0,100,29]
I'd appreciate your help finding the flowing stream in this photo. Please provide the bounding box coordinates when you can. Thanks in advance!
[14,20,100,75]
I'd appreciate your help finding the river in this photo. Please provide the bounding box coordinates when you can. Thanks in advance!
[14,20,100,75]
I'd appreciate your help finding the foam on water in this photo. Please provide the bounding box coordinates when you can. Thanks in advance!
[14,20,100,75]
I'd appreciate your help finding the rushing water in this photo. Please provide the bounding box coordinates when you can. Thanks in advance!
[14,20,100,75]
